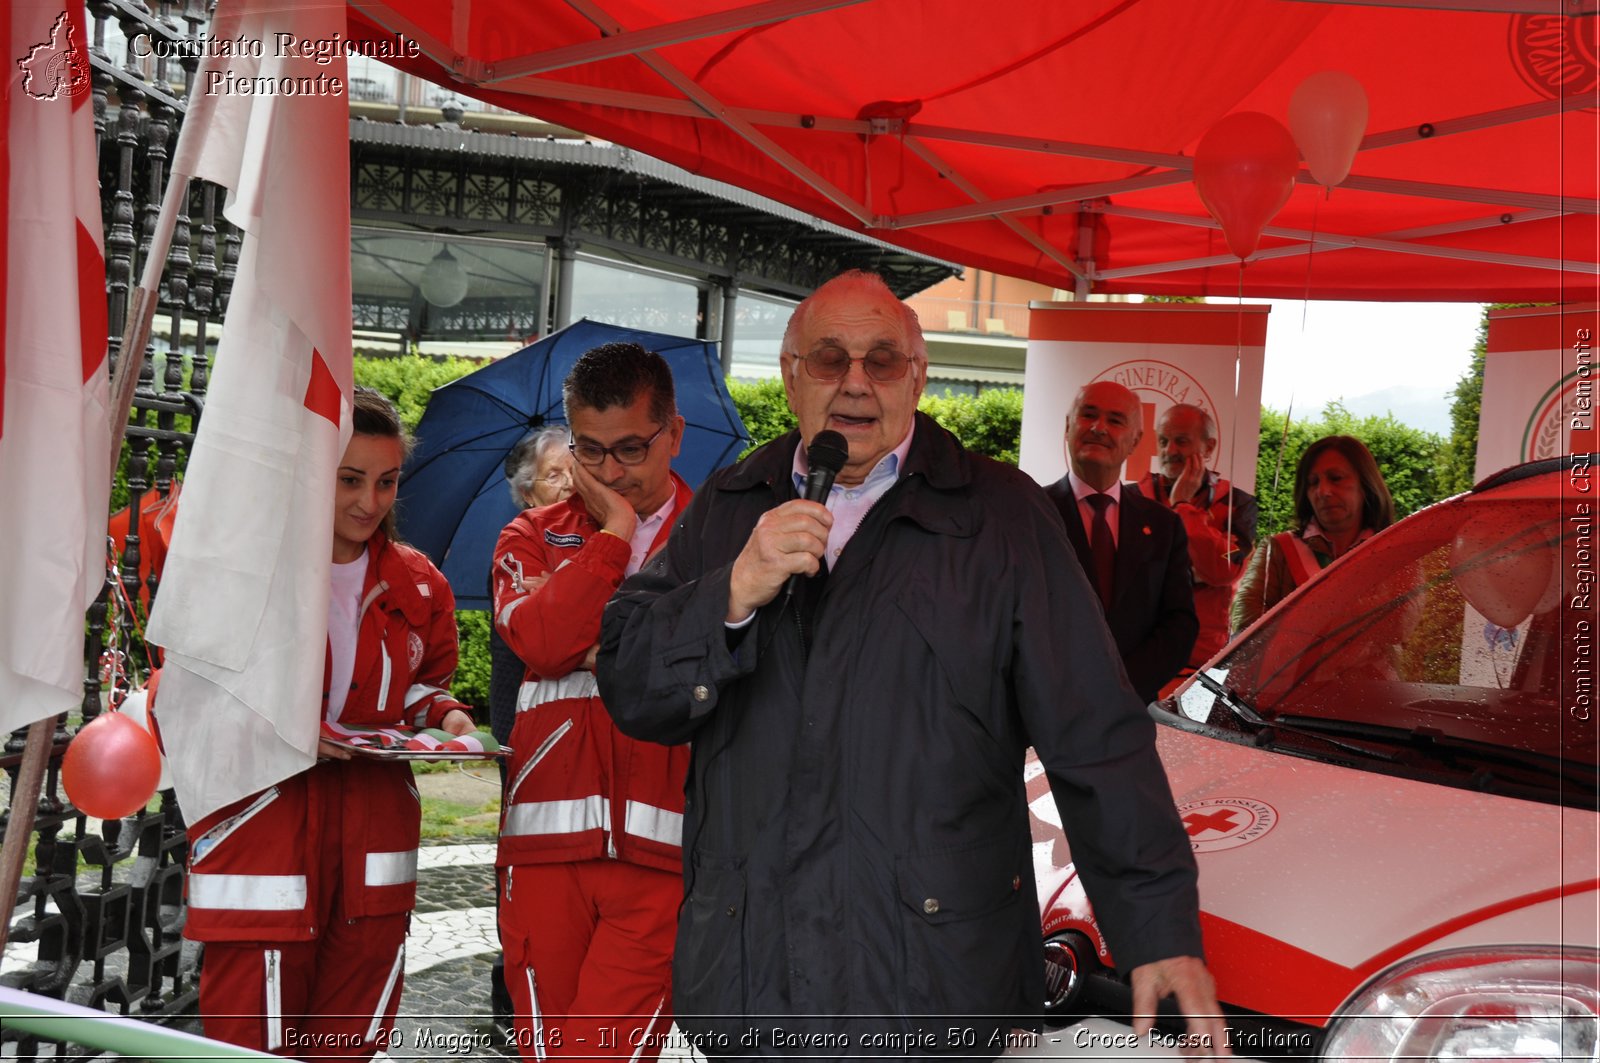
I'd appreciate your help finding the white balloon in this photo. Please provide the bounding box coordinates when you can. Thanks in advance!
[1289,71,1368,188]
[118,689,173,792]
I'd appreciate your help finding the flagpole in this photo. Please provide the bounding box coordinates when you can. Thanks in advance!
[0,718,55,953]
[106,43,227,471]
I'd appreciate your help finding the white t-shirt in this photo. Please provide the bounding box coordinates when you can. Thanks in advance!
[326,552,370,721]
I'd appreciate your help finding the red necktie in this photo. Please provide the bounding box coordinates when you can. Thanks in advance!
[1086,493,1115,608]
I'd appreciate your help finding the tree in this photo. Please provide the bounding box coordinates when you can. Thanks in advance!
[918,388,1024,464]
[1438,304,1538,497]
[727,378,798,453]
[352,353,484,431]
[729,379,1027,464]
[1437,341,1485,497]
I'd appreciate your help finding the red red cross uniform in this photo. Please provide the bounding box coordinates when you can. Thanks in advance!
[1135,471,1250,666]
[492,476,692,1061]
[178,533,470,1058]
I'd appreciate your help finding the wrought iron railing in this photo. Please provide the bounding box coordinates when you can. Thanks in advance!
[2,3,226,1054]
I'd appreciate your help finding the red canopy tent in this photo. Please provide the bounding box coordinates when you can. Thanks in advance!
[344,0,1598,302]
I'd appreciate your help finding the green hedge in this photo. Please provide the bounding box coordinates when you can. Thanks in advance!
[729,378,1025,465]
[452,610,492,713]
[353,353,484,431]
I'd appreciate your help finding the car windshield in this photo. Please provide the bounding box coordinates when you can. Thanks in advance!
[1170,469,1598,804]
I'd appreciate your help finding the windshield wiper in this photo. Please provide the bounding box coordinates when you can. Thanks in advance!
[1189,671,1403,762]
[1273,714,1596,791]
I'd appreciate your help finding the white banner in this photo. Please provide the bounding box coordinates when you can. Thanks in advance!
[1019,303,1268,490]
[1476,304,1599,483]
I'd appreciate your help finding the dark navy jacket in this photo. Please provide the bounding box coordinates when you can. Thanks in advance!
[598,414,1200,1056]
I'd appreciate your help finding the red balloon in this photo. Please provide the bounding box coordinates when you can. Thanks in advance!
[1193,112,1301,259]
[62,711,163,820]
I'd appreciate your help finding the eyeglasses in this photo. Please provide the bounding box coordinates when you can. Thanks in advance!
[568,424,668,467]
[796,347,913,382]
[537,469,573,487]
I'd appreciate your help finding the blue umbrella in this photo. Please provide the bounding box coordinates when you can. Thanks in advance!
[397,319,749,608]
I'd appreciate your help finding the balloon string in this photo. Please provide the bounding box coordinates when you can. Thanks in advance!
[1227,262,1244,559]
[1301,191,1323,327]
[1272,395,1294,493]
[1277,192,1321,492]
[104,537,154,702]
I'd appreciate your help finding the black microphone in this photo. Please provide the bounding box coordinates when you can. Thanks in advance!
[784,430,849,601]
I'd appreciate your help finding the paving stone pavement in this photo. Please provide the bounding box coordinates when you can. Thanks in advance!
[386,843,510,1058]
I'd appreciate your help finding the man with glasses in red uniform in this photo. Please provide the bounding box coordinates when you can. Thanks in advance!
[491,342,693,1061]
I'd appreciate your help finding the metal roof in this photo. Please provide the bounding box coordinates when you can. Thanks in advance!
[348,120,960,295]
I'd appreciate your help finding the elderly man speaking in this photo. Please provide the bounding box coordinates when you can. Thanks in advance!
[597,270,1226,1058]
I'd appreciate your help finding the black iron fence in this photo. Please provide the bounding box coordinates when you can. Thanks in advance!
[2,3,232,1054]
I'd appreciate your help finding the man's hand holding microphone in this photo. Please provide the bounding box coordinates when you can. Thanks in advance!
[726,431,848,624]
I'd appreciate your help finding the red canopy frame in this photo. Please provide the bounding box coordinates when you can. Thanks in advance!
[345,0,1597,302]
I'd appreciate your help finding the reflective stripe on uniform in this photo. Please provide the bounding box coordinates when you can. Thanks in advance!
[365,939,406,1043]
[502,795,606,837]
[624,800,683,847]
[188,873,307,911]
[406,682,449,706]
[378,646,393,722]
[265,949,283,1052]
[516,673,598,712]
[497,595,525,630]
[365,849,419,887]
[527,967,546,1063]
[407,681,449,727]
[629,996,666,1063]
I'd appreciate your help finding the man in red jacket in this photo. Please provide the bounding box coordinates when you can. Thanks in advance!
[491,342,692,1061]
[1131,403,1258,670]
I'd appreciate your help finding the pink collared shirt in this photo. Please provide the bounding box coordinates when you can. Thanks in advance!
[792,421,916,566]
[626,495,674,576]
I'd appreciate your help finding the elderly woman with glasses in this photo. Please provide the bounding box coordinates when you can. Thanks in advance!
[506,426,576,509]
[488,427,576,749]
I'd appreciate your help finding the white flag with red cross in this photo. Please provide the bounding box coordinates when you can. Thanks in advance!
[146,0,353,821]
[0,2,111,734]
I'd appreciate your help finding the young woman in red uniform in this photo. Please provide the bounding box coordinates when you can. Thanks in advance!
[183,388,475,1057]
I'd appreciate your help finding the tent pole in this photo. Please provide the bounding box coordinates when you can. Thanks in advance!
[1074,211,1096,300]
[720,282,738,375]
[0,718,56,953]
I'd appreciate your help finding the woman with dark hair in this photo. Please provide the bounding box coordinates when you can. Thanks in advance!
[182,387,476,1058]
[1231,434,1396,633]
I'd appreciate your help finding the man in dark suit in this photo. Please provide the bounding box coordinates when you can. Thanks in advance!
[1045,381,1198,703]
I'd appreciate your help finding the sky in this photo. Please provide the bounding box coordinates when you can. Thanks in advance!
[1246,299,1485,432]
